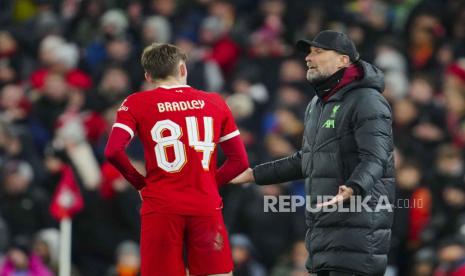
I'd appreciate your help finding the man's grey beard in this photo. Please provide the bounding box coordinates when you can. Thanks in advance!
[307,70,330,84]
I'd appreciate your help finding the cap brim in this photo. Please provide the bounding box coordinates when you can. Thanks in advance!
[296,39,334,53]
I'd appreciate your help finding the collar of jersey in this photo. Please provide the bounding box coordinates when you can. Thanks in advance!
[159,85,191,89]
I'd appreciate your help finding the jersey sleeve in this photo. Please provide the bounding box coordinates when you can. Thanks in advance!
[218,95,240,143]
[113,96,137,138]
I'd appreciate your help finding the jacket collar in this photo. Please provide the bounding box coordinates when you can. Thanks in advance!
[315,63,364,102]
[312,67,346,100]
[327,64,363,101]
[159,85,191,89]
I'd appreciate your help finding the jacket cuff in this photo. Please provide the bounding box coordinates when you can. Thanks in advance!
[253,163,276,185]
[346,182,363,196]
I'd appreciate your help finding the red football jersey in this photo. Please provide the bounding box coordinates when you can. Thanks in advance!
[113,85,240,215]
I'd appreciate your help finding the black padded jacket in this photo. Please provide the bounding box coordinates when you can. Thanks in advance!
[253,61,395,275]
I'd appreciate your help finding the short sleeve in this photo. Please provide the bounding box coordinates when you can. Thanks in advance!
[113,96,137,138]
[218,96,240,143]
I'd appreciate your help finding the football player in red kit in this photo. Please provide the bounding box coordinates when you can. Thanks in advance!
[104,43,249,276]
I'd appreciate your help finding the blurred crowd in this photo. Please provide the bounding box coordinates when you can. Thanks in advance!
[1,0,465,275]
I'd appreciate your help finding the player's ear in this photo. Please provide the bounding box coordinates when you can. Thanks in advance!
[338,54,350,69]
[144,72,152,82]
[179,62,187,78]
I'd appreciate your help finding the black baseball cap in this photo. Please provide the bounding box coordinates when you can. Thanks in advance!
[296,30,360,62]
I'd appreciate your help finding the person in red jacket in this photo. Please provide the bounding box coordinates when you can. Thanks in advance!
[104,43,248,276]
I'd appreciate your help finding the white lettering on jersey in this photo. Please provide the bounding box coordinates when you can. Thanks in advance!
[158,100,205,113]
[157,103,165,112]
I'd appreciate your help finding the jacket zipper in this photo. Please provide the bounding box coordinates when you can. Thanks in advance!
[308,99,324,272]
[309,100,324,176]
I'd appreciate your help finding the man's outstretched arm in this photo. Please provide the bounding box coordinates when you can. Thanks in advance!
[104,127,146,190]
[231,151,304,185]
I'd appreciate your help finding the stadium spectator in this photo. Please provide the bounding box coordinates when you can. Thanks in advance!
[230,234,266,276]
[199,16,240,76]
[32,228,59,274]
[105,240,141,276]
[175,34,224,92]
[0,84,31,125]
[0,236,53,276]
[0,31,21,88]
[410,247,436,276]
[271,240,308,276]
[434,237,465,276]
[0,160,53,242]
[389,161,431,275]
[31,36,92,91]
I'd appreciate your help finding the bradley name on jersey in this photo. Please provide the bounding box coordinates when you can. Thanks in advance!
[157,100,205,113]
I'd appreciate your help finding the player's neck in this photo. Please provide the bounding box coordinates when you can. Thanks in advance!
[153,77,186,89]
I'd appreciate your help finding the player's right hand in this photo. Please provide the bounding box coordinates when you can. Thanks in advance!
[230,168,254,184]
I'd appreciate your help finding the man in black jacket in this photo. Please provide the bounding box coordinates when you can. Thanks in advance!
[232,30,395,275]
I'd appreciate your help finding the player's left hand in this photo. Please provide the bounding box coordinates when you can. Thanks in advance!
[316,185,353,208]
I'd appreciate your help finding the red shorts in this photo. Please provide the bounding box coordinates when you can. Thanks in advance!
[140,211,233,276]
